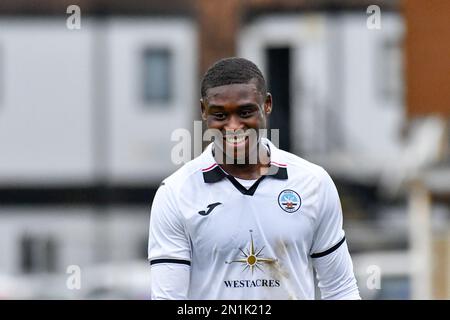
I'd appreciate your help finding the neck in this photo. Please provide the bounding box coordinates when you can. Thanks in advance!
[214,142,271,180]
[219,162,262,180]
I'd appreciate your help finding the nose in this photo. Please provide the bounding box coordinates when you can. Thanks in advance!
[224,114,244,132]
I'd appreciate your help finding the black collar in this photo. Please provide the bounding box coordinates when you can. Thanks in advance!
[202,141,288,196]
[202,164,288,184]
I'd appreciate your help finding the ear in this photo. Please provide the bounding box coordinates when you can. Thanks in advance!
[200,98,208,121]
[264,93,272,115]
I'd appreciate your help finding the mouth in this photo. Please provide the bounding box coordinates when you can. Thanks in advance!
[223,133,249,147]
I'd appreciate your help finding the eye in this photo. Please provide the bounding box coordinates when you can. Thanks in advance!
[240,110,254,118]
[212,113,226,120]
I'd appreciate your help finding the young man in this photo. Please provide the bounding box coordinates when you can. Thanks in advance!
[148,57,360,300]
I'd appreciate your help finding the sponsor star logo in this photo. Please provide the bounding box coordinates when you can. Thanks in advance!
[226,230,277,274]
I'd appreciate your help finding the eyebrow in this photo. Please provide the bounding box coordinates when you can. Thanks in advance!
[207,105,224,111]
[207,103,259,111]
[238,103,259,109]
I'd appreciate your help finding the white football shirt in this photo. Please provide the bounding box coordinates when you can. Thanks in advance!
[148,138,359,299]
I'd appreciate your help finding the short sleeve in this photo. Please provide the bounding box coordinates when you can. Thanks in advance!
[148,183,191,264]
[309,169,345,257]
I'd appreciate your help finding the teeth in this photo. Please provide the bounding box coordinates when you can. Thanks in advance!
[225,135,246,144]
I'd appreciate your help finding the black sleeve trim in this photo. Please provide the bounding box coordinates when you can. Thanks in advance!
[311,236,346,258]
[150,258,191,266]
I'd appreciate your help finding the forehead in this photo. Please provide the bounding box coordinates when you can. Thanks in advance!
[205,81,262,106]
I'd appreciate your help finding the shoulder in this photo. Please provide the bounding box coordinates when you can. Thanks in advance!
[279,148,331,185]
[159,153,206,193]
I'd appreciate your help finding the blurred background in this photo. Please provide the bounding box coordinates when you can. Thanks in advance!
[0,0,449,299]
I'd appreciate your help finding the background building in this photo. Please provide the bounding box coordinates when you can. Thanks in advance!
[0,0,448,299]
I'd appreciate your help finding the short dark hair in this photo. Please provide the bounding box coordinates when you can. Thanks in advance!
[200,57,267,98]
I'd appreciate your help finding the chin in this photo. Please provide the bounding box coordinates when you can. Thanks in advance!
[228,147,260,165]
[215,139,259,165]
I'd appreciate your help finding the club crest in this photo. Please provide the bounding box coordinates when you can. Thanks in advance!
[278,189,301,213]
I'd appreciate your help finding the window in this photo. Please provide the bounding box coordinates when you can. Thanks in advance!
[142,48,172,104]
[377,39,404,103]
[20,234,58,274]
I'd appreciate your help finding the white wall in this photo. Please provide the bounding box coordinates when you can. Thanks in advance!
[0,206,149,276]
[107,207,150,261]
[0,19,94,185]
[0,207,97,275]
[0,18,198,186]
[238,14,330,156]
[340,14,405,159]
[107,19,197,184]
[238,13,405,180]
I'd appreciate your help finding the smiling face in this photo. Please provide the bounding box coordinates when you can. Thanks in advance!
[201,79,272,164]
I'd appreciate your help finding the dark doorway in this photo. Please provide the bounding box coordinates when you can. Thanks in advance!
[265,47,291,152]
[20,234,57,274]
